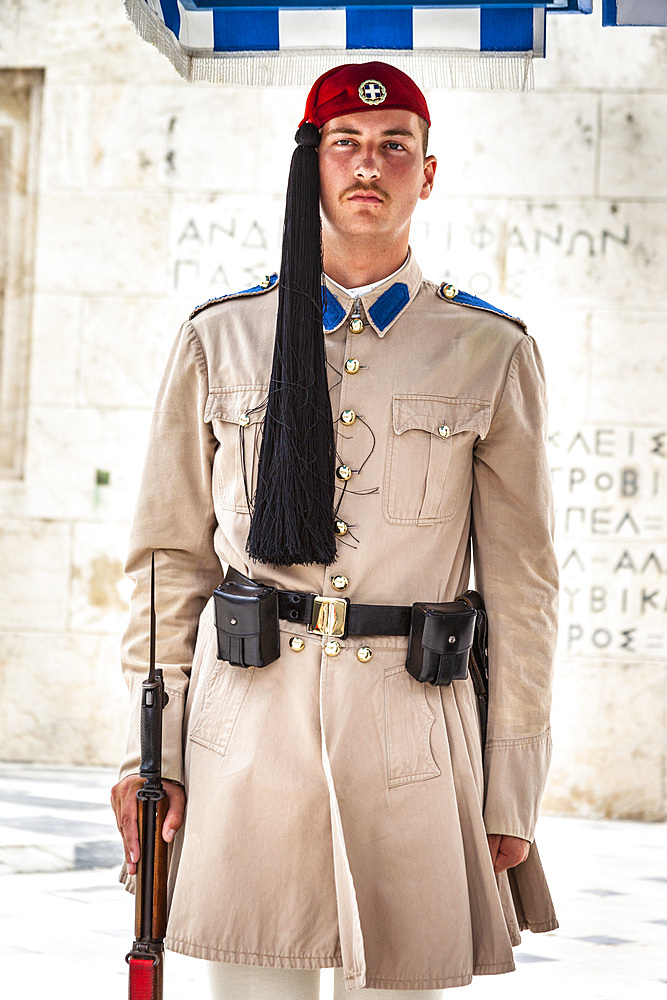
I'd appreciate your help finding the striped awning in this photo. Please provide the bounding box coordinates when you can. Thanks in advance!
[602,0,667,25]
[123,0,592,88]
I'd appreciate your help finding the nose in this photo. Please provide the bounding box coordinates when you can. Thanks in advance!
[354,145,380,182]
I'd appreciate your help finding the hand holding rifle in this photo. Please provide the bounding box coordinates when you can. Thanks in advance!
[112,776,184,877]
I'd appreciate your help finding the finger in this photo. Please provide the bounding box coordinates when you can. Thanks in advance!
[162,784,186,843]
[120,799,141,875]
[124,821,141,873]
[112,781,142,875]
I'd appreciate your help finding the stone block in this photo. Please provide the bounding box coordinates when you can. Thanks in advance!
[589,310,667,424]
[35,192,169,296]
[528,306,592,425]
[543,658,666,821]
[12,0,177,85]
[425,92,598,198]
[0,631,127,766]
[534,7,667,93]
[90,86,258,193]
[70,521,133,636]
[29,294,81,406]
[22,406,151,523]
[79,297,184,410]
[256,87,309,196]
[0,0,19,57]
[0,519,70,629]
[600,95,667,199]
[39,85,91,190]
[0,479,29,522]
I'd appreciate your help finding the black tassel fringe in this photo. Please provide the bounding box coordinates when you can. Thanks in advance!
[246,124,337,567]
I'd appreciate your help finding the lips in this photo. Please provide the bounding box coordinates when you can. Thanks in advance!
[347,191,384,204]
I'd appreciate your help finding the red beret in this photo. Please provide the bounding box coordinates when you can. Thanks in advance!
[300,61,431,129]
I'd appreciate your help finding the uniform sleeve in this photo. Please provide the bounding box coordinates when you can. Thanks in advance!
[118,321,222,786]
[471,333,558,843]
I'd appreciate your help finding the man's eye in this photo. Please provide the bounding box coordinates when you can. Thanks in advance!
[386,141,405,151]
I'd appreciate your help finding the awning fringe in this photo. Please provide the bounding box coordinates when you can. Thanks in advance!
[123,0,534,91]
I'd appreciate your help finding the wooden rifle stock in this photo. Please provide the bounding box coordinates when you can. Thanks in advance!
[126,554,170,1000]
[127,787,168,999]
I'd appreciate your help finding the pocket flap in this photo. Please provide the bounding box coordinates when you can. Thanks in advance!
[392,394,490,438]
[205,386,268,424]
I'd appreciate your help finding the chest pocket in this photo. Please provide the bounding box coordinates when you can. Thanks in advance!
[206,386,268,514]
[384,394,490,525]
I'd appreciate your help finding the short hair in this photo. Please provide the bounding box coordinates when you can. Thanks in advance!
[418,118,429,158]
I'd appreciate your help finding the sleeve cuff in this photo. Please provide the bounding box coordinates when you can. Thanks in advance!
[483,729,552,843]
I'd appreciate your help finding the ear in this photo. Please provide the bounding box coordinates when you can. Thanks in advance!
[420,155,437,201]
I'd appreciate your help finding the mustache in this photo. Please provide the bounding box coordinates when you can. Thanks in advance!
[340,182,390,203]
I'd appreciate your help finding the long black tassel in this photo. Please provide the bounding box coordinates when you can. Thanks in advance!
[246,123,337,567]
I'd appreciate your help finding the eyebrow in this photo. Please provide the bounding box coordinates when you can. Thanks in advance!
[326,126,417,140]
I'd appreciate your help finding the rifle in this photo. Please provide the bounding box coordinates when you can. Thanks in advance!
[126,553,170,1000]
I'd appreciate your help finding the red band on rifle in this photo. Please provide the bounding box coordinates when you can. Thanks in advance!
[128,956,155,1000]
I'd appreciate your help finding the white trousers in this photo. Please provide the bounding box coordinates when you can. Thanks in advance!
[207,963,444,1000]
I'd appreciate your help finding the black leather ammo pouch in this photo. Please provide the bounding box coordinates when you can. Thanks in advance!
[213,577,280,668]
[406,600,477,686]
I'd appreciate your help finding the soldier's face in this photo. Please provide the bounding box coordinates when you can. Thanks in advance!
[318,110,436,244]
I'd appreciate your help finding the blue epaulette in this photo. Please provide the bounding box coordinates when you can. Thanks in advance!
[437,283,527,333]
[189,273,279,320]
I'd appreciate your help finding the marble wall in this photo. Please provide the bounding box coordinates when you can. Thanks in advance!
[0,1,665,819]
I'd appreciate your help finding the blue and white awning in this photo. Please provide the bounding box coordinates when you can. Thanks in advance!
[602,0,667,25]
[124,0,591,88]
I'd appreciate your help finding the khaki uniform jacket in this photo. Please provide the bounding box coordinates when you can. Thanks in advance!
[120,252,559,990]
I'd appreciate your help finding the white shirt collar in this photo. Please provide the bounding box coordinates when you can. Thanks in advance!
[325,254,409,300]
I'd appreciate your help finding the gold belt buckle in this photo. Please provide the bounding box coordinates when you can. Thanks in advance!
[308,596,349,639]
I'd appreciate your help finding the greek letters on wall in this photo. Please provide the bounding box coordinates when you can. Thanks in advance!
[551,426,666,660]
[170,200,282,296]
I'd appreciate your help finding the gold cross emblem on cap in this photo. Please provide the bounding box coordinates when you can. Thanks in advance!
[358,79,387,106]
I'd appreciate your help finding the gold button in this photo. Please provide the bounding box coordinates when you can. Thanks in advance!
[344,358,360,374]
[356,646,373,662]
[336,465,352,481]
[341,409,356,425]
[442,283,458,300]
[331,575,349,591]
[289,636,305,652]
[349,317,364,334]
[334,520,348,537]
[239,412,250,427]
[438,424,451,438]
[259,275,271,289]
[324,640,341,657]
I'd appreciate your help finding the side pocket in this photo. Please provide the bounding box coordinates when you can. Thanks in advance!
[189,657,254,757]
[384,665,441,787]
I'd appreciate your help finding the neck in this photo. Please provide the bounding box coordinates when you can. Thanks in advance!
[322,230,410,289]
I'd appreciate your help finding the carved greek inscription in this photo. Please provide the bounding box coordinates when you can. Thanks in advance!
[170,203,282,297]
[413,204,639,303]
[551,425,667,661]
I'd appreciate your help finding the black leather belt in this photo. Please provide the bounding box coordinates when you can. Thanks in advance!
[225,566,411,640]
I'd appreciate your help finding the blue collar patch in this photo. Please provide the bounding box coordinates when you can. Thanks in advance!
[368,282,410,332]
[322,287,347,331]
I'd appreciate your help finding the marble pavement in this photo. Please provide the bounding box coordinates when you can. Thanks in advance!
[0,763,665,999]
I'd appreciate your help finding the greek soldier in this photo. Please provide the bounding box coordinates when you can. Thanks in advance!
[112,62,558,998]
